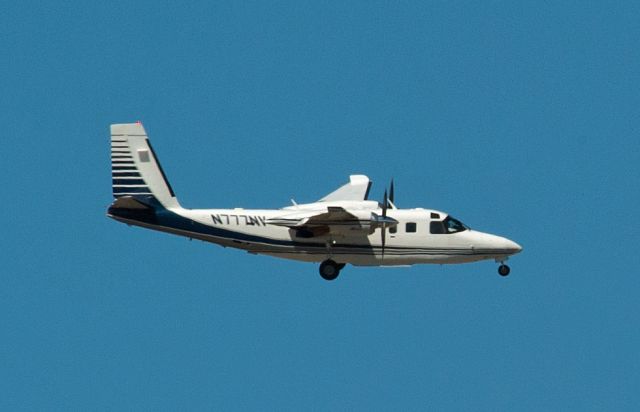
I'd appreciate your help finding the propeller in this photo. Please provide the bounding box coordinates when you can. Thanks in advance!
[371,179,399,260]
[381,189,388,258]
[380,179,398,258]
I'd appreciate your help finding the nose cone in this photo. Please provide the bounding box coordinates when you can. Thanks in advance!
[504,239,523,255]
[470,231,523,257]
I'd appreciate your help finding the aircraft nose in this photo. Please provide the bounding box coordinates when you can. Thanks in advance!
[505,239,523,255]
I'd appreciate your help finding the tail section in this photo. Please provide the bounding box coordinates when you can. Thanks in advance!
[110,123,180,209]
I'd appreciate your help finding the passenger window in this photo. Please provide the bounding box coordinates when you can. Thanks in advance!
[406,222,417,233]
[430,221,445,234]
[389,225,397,234]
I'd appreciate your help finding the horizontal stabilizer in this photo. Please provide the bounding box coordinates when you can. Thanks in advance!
[107,195,159,224]
[108,195,155,210]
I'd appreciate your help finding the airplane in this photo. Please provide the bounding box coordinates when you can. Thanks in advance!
[107,122,522,281]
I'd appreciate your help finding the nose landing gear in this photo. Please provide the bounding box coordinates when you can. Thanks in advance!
[498,264,510,277]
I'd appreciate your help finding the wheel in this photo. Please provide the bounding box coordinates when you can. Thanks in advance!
[498,264,510,277]
[319,259,341,281]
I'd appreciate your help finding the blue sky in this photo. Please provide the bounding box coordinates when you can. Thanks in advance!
[1,1,639,410]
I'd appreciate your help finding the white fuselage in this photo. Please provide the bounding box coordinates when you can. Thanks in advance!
[111,202,521,267]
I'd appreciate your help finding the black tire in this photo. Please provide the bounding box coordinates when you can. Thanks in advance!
[498,264,511,277]
[319,260,341,281]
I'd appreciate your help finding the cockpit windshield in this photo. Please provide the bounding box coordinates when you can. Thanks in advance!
[430,215,469,234]
[443,216,468,233]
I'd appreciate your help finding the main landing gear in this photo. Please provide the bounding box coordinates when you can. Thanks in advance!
[498,264,511,277]
[319,259,345,281]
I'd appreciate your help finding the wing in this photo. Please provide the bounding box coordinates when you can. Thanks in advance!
[267,206,374,237]
[318,175,372,202]
[266,175,395,238]
[267,205,397,238]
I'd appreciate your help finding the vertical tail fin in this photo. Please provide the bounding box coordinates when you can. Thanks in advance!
[110,123,180,209]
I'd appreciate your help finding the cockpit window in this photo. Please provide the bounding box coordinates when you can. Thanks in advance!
[430,221,445,234]
[443,216,468,233]
[430,216,468,234]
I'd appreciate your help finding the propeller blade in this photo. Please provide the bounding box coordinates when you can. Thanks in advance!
[381,189,388,259]
[382,189,388,217]
[389,179,394,208]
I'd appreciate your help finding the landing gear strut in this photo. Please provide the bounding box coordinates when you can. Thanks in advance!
[319,259,344,281]
[498,264,511,277]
